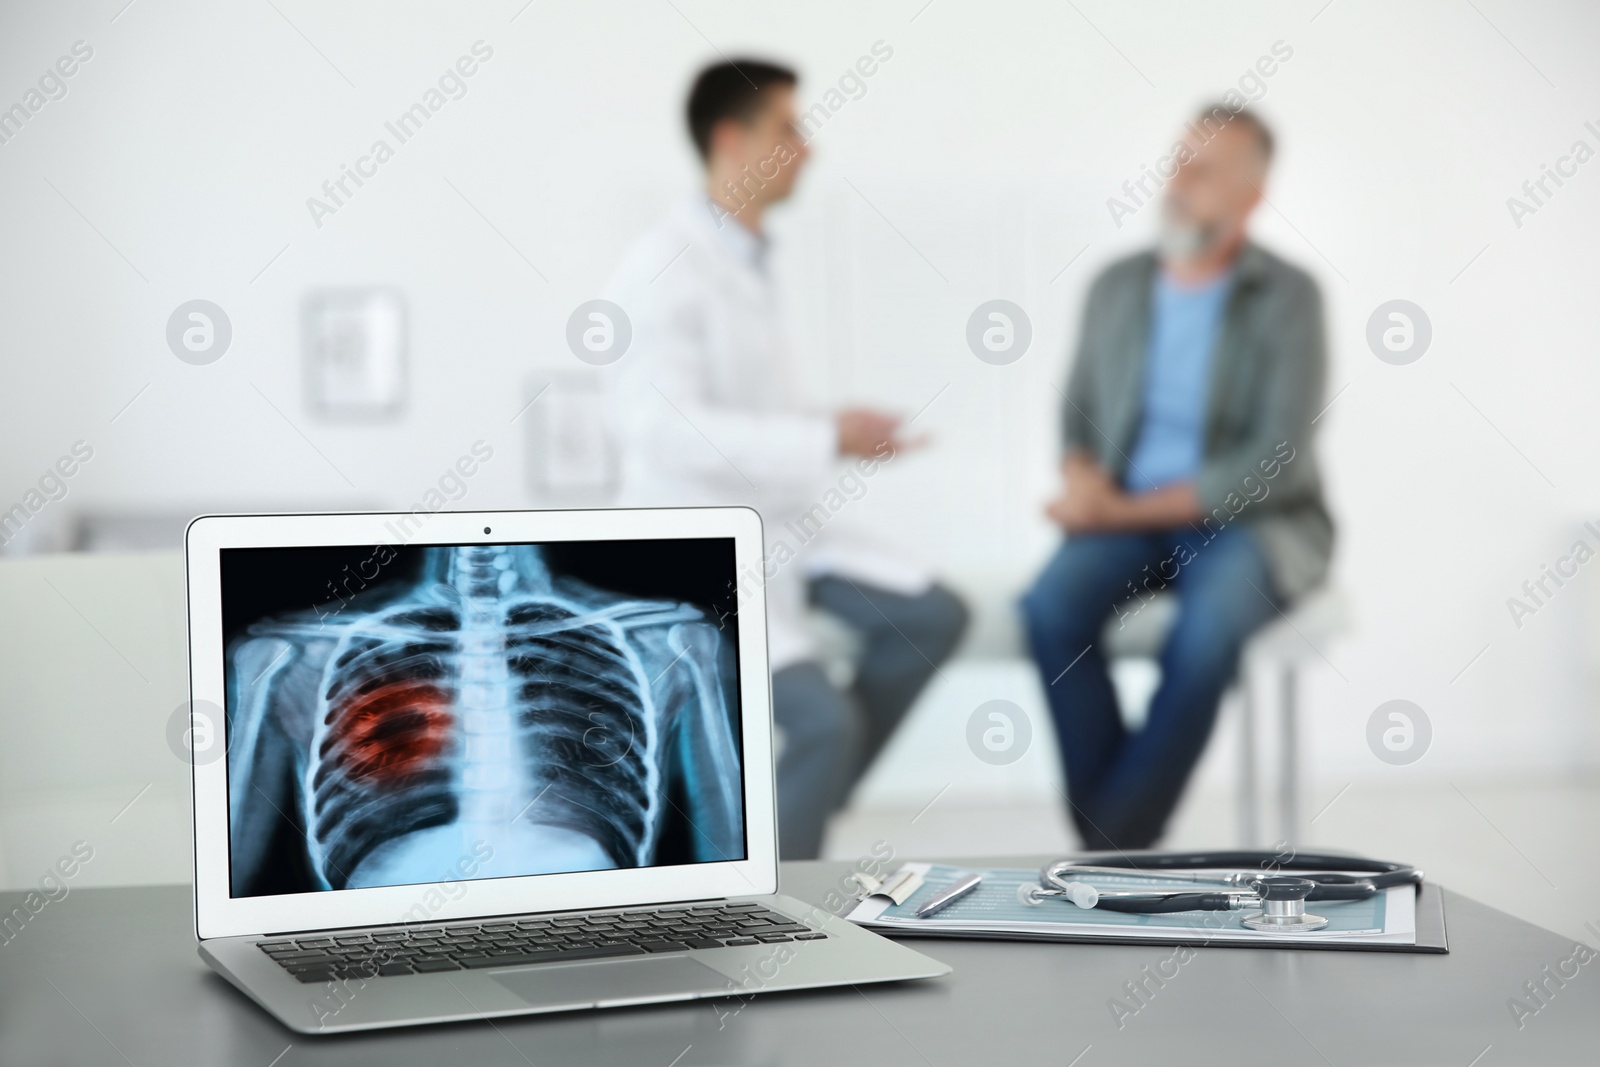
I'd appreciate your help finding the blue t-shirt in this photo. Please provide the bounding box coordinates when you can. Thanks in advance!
[1124,270,1234,491]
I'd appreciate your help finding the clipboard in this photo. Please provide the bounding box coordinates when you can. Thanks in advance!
[847,862,1449,954]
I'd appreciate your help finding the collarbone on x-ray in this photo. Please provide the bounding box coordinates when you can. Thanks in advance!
[225,544,743,894]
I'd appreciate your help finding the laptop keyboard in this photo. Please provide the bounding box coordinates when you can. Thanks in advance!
[256,902,829,983]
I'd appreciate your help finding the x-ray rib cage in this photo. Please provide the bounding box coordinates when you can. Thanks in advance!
[225,545,744,894]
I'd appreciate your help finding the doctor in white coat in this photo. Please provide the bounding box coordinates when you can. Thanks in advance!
[603,59,967,858]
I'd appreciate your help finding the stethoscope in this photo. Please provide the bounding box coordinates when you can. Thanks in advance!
[1030,851,1423,932]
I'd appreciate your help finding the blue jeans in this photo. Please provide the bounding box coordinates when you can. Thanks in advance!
[1021,525,1279,850]
[771,578,969,860]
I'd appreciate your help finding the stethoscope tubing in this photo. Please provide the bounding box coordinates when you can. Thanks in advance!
[1038,851,1422,913]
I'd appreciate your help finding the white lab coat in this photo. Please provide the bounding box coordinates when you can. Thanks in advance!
[603,198,929,671]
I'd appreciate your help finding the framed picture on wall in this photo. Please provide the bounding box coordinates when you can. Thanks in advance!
[302,288,407,418]
[521,371,617,504]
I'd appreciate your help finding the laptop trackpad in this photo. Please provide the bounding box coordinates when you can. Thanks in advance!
[491,955,724,1008]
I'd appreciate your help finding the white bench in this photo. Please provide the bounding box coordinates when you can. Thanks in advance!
[815,583,1346,847]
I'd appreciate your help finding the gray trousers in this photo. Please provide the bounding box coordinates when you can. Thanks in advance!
[771,576,969,860]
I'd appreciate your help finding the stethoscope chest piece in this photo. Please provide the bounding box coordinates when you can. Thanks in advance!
[1240,876,1329,932]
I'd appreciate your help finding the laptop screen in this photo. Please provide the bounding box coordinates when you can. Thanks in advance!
[219,538,746,899]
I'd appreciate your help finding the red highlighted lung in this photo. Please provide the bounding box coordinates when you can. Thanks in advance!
[330,680,453,787]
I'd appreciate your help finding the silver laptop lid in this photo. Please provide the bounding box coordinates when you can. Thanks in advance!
[186,508,777,940]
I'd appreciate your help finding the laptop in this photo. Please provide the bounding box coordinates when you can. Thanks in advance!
[184,507,948,1034]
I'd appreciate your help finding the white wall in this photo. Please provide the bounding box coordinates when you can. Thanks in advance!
[4,0,1600,796]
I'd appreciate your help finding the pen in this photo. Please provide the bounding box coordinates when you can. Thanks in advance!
[915,873,982,918]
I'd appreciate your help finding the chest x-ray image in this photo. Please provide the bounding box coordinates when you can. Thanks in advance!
[220,539,745,898]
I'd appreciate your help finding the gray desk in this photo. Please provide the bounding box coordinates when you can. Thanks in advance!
[3,860,1597,1065]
